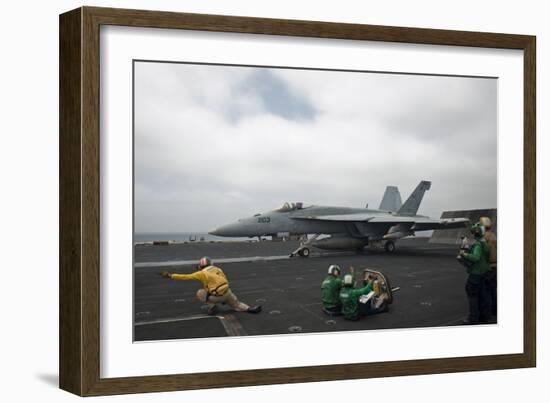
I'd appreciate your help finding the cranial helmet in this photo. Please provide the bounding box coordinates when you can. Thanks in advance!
[328,264,341,276]
[479,216,492,229]
[470,224,485,239]
[198,256,212,268]
[343,274,355,287]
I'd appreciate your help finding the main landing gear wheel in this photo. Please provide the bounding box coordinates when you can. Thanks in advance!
[298,247,310,257]
[384,241,396,253]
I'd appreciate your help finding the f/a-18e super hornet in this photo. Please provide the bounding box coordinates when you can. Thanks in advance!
[209,181,469,257]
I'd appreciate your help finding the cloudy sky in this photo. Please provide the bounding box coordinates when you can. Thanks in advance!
[134,61,497,233]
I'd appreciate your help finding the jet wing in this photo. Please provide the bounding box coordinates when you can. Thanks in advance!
[293,214,469,230]
[368,216,469,230]
[292,213,374,222]
[410,217,470,231]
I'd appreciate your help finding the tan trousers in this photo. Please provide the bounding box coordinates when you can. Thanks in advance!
[196,288,250,312]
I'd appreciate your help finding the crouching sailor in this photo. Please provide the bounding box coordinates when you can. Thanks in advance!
[321,264,343,316]
[339,274,375,321]
[160,256,262,315]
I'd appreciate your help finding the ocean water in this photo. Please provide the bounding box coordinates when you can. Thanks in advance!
[134,232,251,243]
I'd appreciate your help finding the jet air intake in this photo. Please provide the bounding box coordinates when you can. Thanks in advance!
[311,235,368,251]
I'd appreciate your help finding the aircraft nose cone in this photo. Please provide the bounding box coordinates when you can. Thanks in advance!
[209,220,253,237]
[209,222,240,237]
[208,228,221,236]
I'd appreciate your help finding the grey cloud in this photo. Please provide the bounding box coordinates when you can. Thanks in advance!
[134,62,497,233]
[228,69,317,123]
[384,77,496,145]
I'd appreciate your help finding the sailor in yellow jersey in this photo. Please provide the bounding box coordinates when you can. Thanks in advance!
[160,257,262,315]
[479,216,497,316]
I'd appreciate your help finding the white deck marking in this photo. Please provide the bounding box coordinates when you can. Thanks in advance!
[135,313,247,337]
[135,255,290,268]
[135,314,214,326]
[219,314,248,336]
[134,250,361,268]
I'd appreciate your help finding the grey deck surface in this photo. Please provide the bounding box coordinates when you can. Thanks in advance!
[134,238,492,342]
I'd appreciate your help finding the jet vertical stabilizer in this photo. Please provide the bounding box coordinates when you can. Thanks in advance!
[397,181,431,216]
[379,186,402,212]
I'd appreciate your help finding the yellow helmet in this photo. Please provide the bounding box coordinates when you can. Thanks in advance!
[479,216,492,228]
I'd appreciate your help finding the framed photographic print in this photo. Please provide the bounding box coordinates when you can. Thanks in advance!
[59,6,536,396]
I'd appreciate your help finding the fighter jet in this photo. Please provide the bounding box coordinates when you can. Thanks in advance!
[209,181,469,257]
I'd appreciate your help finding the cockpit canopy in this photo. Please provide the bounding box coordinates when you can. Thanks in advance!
[273,202,307,212]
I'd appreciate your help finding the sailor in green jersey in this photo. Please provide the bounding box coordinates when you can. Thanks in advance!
[321,265,343,315]
[339,274,374,321]
[459,223,491,324]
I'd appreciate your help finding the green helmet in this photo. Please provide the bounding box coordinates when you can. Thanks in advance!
[470,223,485,238]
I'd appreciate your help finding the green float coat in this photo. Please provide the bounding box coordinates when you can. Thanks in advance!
[321,275,343,309]
[339,282,374,320]
[463,240,490,275]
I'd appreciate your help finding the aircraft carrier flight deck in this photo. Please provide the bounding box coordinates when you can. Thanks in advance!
[134,238,492,342]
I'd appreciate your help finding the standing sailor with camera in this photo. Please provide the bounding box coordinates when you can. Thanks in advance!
[459,224,491,324]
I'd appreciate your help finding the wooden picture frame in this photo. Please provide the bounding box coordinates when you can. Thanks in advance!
[59,6,536,396]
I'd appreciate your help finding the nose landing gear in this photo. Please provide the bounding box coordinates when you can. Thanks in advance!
[290,246,310,258]
[298,247,310,257]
